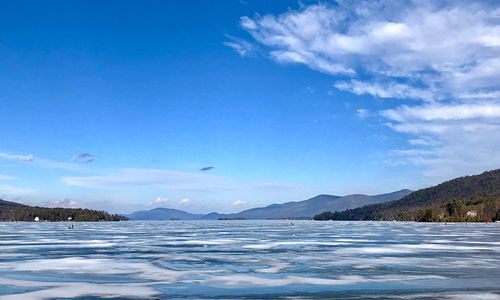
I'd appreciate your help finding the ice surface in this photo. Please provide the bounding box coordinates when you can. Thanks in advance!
[0,221,499,299]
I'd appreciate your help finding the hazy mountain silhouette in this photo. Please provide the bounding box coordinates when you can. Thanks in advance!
[200,190,411,220]
[127,207,204,220]
[127,190,412,220]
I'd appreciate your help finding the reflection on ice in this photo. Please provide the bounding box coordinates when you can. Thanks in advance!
[0,221,499,299]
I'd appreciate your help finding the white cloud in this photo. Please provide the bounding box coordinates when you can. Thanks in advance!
[382,103,500,122]
[238,1,500,181]
[240,2,500,96]
[149,197,169,206]
[381,102,500,175]
[179,198,191,206]
[459,91,500,100]
[233,200,247,206]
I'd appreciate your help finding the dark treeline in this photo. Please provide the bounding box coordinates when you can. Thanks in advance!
[0,199,129,222]
[315,196,500,222]
[314,169,500,222]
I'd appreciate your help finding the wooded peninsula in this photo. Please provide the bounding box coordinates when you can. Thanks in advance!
[0,199,129,222]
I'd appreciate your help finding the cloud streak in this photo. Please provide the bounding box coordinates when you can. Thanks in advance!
[0,175,17,181]
[0,153,35,162]
[62,168,230,191]
[0,185,38,196]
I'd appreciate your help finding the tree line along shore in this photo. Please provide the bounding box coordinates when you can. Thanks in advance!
[0,199,129,222]
[314,196,500,222]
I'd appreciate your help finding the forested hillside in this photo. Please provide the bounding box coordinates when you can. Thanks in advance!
[315,169,500,222]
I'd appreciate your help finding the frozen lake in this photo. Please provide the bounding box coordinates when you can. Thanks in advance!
[0,220,499,299]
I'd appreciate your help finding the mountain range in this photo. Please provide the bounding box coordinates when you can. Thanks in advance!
[126,189,412,220]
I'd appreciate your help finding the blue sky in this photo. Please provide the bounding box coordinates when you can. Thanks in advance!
[1,0,500,214]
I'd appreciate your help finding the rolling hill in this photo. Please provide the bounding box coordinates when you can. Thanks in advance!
[315,169,500,221]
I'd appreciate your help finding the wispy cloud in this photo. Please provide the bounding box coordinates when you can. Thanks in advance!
[233,200,247,206]
[0,153,35,162]
[223,34,254,57]
[238,1,500,181]
[0,185,38,196]
[356,109,369,120]
[71,153,98,163]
